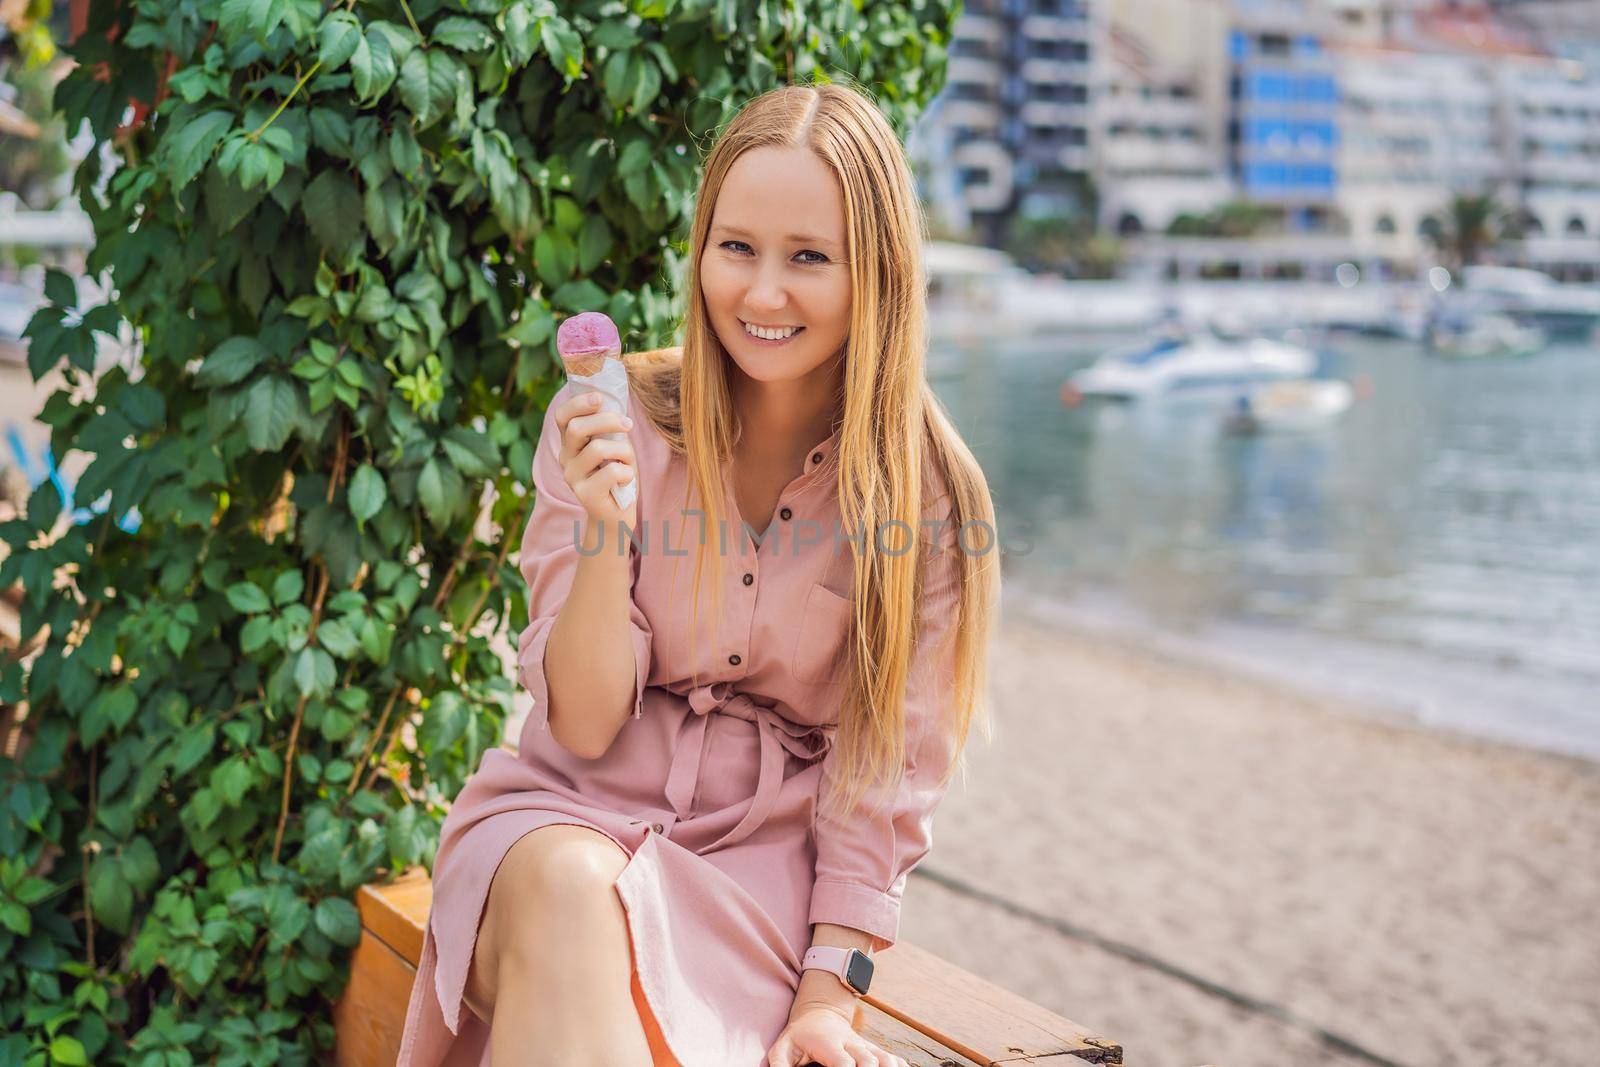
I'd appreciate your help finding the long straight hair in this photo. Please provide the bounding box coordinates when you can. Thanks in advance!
[626,81,998,825]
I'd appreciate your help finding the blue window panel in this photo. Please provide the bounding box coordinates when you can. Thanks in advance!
[1294,35,1321,57]
[1230,30,1248,60]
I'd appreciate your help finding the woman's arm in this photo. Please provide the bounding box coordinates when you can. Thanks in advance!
[788,922,886,1022]
[544,517,640,759]
[515,385,651,761]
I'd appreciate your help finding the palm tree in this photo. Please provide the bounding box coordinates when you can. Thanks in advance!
[1431,192,1504,270]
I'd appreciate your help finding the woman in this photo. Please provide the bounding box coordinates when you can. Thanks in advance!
[398,81,999,1067]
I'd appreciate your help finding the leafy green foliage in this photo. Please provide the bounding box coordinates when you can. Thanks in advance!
[3,0,954,1061]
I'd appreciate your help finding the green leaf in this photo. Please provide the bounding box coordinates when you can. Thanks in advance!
[316,618,360,658]
[294,647,336,697]
[301,169,364,262]
[432,16,492,52]
[440,427,498,477]
[240,614,274,653]
[318,10,363,70]
[89,855,132,934]
[387,803,430,867]
[348,464,386,528]
[44,267,76,308]
[314,896,361,946]
[162,109,234,191]
[351,25,400,101]
[244,375,298,452]
[219,0,286,45]
[419,690,468,750]
[577,214,613,274]
[226,581,272,614]
[539,17,584,82]
[416,455,465,528]
[601,49,634,112]
[49,1035,87,1066]
[171,723,215,774]
[196,336,269,387]
[272,569,305,606]
[533,228,574,289]
[82,684,138,745]
[631,55,661,115]
[0,900,29,936]
[121,836,160,893]
[214,755,253,806]
[398,49,465,130]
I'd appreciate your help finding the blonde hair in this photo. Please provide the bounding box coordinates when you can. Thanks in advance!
[624,81,998,826]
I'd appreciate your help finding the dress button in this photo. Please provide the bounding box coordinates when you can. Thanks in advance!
[811,451,823,464]
[779,507,792,520]
[728,653,741,666]
[742,572,754,586]
[651,822,664,834]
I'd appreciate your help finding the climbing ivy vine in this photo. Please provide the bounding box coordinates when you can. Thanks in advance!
[0,0,955,1061]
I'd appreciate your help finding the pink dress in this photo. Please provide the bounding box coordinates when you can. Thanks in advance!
[397,376,965,1067]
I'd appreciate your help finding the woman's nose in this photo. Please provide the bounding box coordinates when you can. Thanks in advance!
[744,259,788,312]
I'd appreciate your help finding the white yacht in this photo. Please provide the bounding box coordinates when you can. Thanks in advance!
[1452,266,1600,340]
[1065,328,1319,401]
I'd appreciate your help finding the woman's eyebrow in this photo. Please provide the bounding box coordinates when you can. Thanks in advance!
[713,224,839,247]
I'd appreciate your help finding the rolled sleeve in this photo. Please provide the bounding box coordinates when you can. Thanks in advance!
[807,494,963,949]
[514,385,653,734]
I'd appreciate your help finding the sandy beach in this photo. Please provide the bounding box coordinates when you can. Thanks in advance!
[900,598,1600,1067]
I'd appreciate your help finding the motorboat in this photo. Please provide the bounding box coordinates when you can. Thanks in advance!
[1426,310,1545,360]
[1065,328,1318,401]
[1222,378,1354,434]
[1451,266,1600,340]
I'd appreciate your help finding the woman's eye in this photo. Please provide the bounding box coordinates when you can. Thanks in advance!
[719,241,827,264]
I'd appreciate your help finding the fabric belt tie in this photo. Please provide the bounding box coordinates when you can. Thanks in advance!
[663,681,834,854]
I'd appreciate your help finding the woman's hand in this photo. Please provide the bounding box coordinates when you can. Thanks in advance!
[764,1004,910,1067]
[551,390,638,530]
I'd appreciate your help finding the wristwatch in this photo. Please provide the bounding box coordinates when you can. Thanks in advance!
[800,946,874,996]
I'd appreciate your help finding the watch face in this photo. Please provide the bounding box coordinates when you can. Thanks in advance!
[845,949,874,994]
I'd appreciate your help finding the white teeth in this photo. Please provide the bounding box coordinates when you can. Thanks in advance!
[744,322,799,341]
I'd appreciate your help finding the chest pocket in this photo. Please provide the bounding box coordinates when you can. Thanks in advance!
[790,582,853,685]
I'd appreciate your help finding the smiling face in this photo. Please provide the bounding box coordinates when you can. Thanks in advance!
[699,145,852,387]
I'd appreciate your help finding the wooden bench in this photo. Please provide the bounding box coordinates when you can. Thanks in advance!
[333,868,1125,1066]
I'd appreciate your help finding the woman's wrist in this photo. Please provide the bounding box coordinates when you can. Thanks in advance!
[578,516,636,559]
[789,967,859,1022]
[789,922,878,1022]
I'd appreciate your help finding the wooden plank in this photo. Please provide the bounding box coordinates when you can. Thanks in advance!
[857,1005,984,1067]
[352,875,1122,1065]
[357,867,430,961]
[333,930,416,1067]
[866,941,1124,1065]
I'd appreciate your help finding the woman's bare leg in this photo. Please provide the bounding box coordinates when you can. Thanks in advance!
[464,824,654,1067]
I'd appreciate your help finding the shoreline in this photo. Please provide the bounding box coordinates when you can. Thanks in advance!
[900,598,1600,1067]
[1001,579,1600,775]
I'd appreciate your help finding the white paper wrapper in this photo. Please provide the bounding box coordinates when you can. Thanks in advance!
[564,357,637,512]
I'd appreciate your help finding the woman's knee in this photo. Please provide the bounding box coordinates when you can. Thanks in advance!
[471,826,630,995]
[495,824,631,911]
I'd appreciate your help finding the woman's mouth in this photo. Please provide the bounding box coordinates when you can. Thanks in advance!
[740,319,806,346]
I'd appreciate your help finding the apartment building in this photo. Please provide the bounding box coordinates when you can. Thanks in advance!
[908,0,1100,245]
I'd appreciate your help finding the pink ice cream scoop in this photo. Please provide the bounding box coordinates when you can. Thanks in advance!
[556,311,622,376]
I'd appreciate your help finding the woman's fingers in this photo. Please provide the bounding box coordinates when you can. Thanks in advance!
[551,392,602,439]
[566,435,632,479]
[764,1035,798,1066]
[559,410,629,463]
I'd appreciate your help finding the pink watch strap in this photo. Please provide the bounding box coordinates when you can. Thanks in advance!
[801,946,865,994]
[801,945,851,977]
